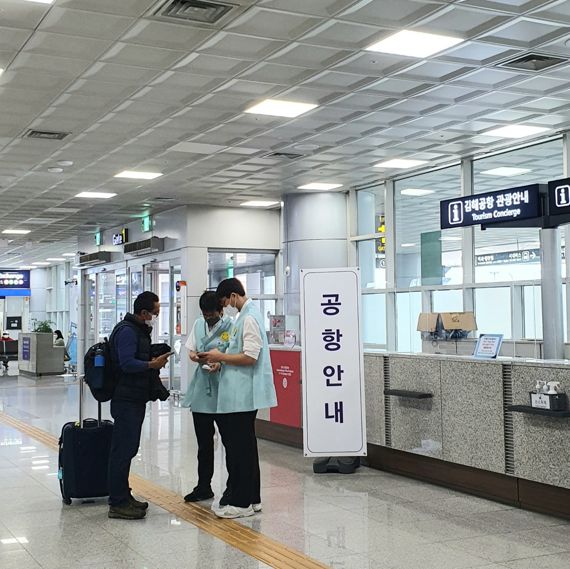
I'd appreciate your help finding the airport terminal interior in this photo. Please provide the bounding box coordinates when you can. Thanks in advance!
[4,0,570,567]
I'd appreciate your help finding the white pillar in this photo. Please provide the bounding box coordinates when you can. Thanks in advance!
[283,193,349,316]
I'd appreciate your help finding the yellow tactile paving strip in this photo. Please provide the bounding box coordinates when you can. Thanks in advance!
[0,411,329,569]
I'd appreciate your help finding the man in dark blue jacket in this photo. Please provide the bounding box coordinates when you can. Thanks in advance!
[108,291,171,520]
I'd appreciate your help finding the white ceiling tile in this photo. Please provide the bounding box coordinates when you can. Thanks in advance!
[300,20,382,50]
[259,0,356,17]
[441,41,520,65]
[198,32,285,60]
[0,27,33,52]
[269,42,351,68]
[24,31,113,60]
[39,7,134,40]
[338,0,443,27]
[58,0,157,17]
[242,62,314,84]
[101,43,186,69]
[173,53,251,76]
[121,20,215,51]
[481,17,566,48]
[226,8,321,40]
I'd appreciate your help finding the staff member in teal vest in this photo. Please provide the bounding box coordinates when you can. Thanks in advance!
[182,291,233,503]
[199,278,277,519]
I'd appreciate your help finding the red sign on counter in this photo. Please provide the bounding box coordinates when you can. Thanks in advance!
[269,350,302,428]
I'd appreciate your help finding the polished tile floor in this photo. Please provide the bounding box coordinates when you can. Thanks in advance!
[1,371,570,568]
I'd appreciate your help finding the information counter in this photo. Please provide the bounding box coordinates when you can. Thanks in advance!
[18,332,65,377]
[258,349,570,519]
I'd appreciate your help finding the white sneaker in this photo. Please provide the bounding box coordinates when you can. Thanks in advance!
[252,503,262,512]
[214,505,254,519]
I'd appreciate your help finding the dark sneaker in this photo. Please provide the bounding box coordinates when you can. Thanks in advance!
[129,494,149,510]
[108,502,146,520]
[184,487,214,502]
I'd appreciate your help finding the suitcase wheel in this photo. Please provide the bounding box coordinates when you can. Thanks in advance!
[62,497,72,505]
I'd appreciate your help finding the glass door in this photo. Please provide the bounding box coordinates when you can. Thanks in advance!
[116,271,127,323]
[130,268,143,312]
[97,271,116,340]
[86,273,97,348]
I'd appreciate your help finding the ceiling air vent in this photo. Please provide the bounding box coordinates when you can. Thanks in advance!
[152,196,176,202]
[77,251,111,267]
[263,151,303,160]
[154,0,234,24]
[499,53,568,72]
[24,129,70,141]
[124,237,165,257]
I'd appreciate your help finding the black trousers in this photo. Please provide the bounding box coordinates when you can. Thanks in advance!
[192,412,215,490]
[108,399,146,506]
[216,410,260,508]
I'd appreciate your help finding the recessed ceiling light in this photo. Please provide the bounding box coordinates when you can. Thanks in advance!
[298,183,343,191]
[401,243,417,248]
[0,69,4,77]
[2,229,31,235]
[375,159,428,169]
[62,253,76,257]
[47,167,63,173]
[441,236,462,242]
[481,167,531,176]
[244,99,318,118]
[32,262,50,266]
[400,188,434,196]
[114,171,163,180]
[366,30,463,58]
[240,200,280,207]
[76,192,116,199]
[23,0,53,3]
[57,161,73,167]
[484,125,549,139]
[46,258,65,262]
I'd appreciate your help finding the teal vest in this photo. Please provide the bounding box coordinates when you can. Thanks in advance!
[182,316,232,413]
[216,301,277,413]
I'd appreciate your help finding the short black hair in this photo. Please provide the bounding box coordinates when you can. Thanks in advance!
[54,330,64,340]
[134,291,159,315]
[199,290,223,313]
[216,277,245,299]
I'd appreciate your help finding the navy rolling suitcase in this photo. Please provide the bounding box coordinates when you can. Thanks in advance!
[58,377,114,504]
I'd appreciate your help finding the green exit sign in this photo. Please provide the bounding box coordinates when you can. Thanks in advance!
[95,232,102,246]
[142,216,152,232]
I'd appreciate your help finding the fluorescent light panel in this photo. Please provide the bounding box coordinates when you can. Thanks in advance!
[400,188,434,196]
[23,0,53,3]
[2,229,30,235]
[375,159,428,169]
[240,200,279,207]
[482,167,531,177]
[46,258,65,262]
[485,125,549,139]
[298,183,343,191]
[32,262,50,266]
[245,99,317,118]
[76,192,116,199]
[115,171,163,180]
[366,30,463,58]
[62,253,76,257]
[401,243,417,248]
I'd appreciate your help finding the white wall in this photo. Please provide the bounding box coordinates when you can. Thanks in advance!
[29,269,48,326]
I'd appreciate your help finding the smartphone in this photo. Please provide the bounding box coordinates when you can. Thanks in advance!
[202,364,212,371]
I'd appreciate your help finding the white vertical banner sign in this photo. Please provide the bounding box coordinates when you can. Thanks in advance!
[300,268,367,457]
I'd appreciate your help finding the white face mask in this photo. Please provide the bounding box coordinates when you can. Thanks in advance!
[146,314,158,327]
[224,295,239,319]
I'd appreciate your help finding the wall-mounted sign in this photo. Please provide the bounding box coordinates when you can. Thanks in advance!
[440,185,541,229]
[142,215,152,232]
[112,228,129,246]
[0,270,31,297]
[95,232,102,246]
[548,177,570,216]
[476,249,540,266]
[6,316,22,330]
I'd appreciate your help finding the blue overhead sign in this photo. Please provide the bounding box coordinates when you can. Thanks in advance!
[440,184,541,229]
[0,269,31,297]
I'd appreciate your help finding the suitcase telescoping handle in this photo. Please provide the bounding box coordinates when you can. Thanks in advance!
[79,375,102,427]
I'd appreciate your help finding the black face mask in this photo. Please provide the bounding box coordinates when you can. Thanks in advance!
[205,316,220,328]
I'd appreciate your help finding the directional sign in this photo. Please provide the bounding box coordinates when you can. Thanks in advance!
[440,184,541,229]
[476,249,540,266]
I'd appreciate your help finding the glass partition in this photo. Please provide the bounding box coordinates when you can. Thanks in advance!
[362,293,386,347]
[396,291,422,352]
[475,287,511,338]
[116,272,127,322]
[97,272,116,340]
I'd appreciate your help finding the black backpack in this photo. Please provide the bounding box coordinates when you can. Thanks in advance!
[84,338,117,402]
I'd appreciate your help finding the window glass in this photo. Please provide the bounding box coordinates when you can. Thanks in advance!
[395,166,463,287]
[362,293,386,346]
[358,240,386,289]
[432,289,463,313]
[396,291,422,352]
[475,287,511,338]
[474,140,563,283]
[208,251,276,294]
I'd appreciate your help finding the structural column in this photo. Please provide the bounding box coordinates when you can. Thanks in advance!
[541,228,564,359]
[283,193,349,318]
